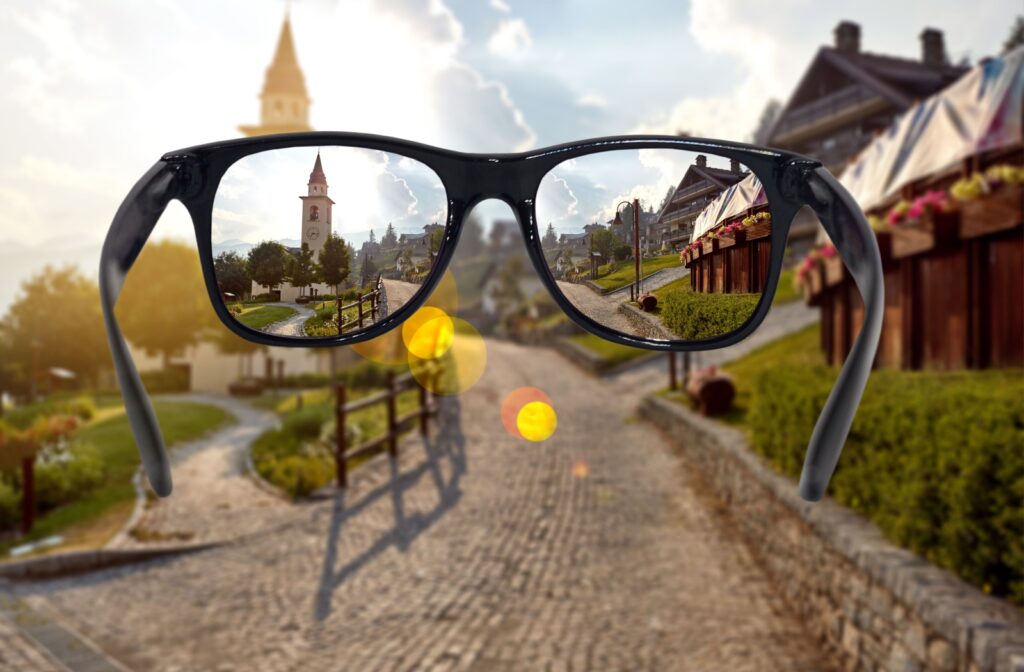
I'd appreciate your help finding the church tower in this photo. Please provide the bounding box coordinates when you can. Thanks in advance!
[239,14,312,136]
[300,153,334,253]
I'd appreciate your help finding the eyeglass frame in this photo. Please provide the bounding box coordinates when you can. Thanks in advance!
[100,132,883,502]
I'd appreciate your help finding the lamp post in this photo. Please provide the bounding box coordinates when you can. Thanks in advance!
[613,198,642,301]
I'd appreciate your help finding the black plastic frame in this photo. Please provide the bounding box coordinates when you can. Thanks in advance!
[100,133,883,501]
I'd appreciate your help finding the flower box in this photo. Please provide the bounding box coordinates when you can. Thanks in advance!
[745,219,772,241]
[701,238,719,255]
[807,261,824,297]
[959,184,1023,240]
[890,209,960,260]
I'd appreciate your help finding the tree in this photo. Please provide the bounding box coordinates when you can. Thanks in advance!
[317,233,351,295]
[246,241,287,292]
[489,221,508,251]
[381,223,398,248]
[590,227,617,262]
[285,243,317,296]
[1,266,110,390]
[368,228,377,245]
[360,254,378,287]
[542,223,558,248]
[428,226,445,263]
[1005,16,1024,54]
[658,184,676,212]
[459,216,486,256]
[214,251,250,300]
[118,240,213,368]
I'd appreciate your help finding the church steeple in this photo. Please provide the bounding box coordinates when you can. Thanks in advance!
[300,151,334,251]
[239,13,313,136]
[308,151,327,192]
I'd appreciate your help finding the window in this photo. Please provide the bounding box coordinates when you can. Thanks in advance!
[310,205,320,221]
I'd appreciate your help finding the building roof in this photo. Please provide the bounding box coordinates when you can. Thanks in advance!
[308,152,327,185]
[263,16,309,99]
[767,45,969,144]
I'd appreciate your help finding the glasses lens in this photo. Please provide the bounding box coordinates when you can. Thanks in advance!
[536,149,772,342]
[212,146,447,339]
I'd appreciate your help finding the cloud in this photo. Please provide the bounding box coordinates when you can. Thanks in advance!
[576,93,608,109]
[431,65,536,151]
[489,0,511,13]
[487,18,532,59]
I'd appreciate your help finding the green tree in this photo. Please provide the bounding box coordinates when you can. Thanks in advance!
[1005,16,1024,53]
[381,223,398,248]
[286,243,317,297]
[590,227,617,262]
[1,266,110,390]
[317,233,351,295]
[118,240,213,368]
[368,228,377,245]
[428,226,445,263]
[246,241,287,292]
[213,251,250,300]
[542,223,558,248]
[360,254,378,287]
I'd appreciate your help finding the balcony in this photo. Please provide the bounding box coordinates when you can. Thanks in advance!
[771,83,888,147]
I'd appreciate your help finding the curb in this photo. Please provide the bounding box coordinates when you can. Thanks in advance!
[0,543,221,581]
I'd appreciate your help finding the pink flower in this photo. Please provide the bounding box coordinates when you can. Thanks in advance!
[907,202,925,220]
[887,210,904,227]
[820,244,837,259]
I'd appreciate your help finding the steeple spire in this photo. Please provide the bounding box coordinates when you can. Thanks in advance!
[239,12,313,136]
[308,152,327,187]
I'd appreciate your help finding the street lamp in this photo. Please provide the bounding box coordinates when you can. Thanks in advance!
[613,198,642,301]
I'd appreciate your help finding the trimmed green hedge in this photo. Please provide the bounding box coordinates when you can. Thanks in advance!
[660,290,759,340]
[747,364,1024,604]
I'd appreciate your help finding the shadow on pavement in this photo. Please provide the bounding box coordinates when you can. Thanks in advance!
[313,395,467,621]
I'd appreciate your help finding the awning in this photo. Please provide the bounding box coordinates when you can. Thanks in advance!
[690,173,767,242]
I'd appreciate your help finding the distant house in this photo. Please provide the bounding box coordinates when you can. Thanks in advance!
[653,155,746,250]
[399,222,443,249]
[558,231,590,256]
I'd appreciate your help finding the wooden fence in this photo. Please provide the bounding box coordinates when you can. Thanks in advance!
[333,370,434,487]
[337,274,384,334]
[803,175,1022,370]
[682,218,772,294]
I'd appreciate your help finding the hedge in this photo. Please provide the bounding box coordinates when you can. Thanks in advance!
[660,290,759,341]
[747,364,1024,604]
[4,395,95,430]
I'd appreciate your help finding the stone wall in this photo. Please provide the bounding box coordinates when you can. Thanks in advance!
[639,395,1024,672]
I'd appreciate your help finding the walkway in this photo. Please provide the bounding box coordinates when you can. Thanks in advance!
[264,302,316,337]
[604,265,690,299]
[381,279,421,318]
[112,394,289,547]
[556,280,635,333]
[14,339,832,671]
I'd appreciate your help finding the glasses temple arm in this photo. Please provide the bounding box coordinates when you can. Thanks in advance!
[798,167,884,501]
[99,160,179,497]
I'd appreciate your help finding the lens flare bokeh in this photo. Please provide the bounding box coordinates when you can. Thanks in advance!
[516,400,558,442]
[408,317,487,395]
[500,387,551,438]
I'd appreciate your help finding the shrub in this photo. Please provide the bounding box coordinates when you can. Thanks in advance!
[747,365,1024,604]
[31,444,104,511]
[660,290,759,340]
[281,405,332,440]
[613,244,632,262]
[4,395,95,429]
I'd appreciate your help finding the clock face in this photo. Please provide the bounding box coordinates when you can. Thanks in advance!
[307,226,320,241]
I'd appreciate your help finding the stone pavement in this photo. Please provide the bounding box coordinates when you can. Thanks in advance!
[264,303,316,337]
[556,281,635,333]
[12,338,833,671]
[381,279,423,319]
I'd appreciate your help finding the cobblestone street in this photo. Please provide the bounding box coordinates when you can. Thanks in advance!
[9,338,831,671]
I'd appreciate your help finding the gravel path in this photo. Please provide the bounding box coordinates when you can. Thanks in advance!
[556,281,636,333]
[604,264,690,299]
[110,394,289,548]
[381,279,421,318]
[18,339,831,672]
[264,302,316,337]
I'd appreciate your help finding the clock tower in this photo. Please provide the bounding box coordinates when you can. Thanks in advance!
[300,152,334,253]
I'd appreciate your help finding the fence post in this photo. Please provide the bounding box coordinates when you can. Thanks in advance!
[335,382,347,488]
[668,351,677,391]
[418,379,428,437]
[386,370,397,457]
[358,298,364,329]
[336,298,343,334]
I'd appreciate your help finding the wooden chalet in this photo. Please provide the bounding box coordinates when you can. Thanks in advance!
[766,21,969,251]
[652,155,746,250]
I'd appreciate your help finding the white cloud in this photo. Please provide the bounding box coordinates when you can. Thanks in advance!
[576,93,608,109]
[489,0,511,13]
[487,18,532,59]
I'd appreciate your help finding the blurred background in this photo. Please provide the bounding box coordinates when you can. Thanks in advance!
[0,2,1020,671]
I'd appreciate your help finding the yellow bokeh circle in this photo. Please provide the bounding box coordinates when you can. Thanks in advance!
[516,401,558,442]
[402,307,454,359]
[409,317,487,396]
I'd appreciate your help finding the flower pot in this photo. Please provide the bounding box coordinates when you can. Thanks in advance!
[959,184,1023,239]
[745,220,772,241]
[822,255,844,287]
[890,209,960,260]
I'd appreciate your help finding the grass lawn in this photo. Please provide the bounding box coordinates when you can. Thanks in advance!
[1,400,233,556]
[772,268,800,304]
[234,304,296,330]
[568,333,652,368]
[593,254,681,290]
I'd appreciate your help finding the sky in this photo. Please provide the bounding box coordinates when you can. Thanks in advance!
[0,0,1017,309]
